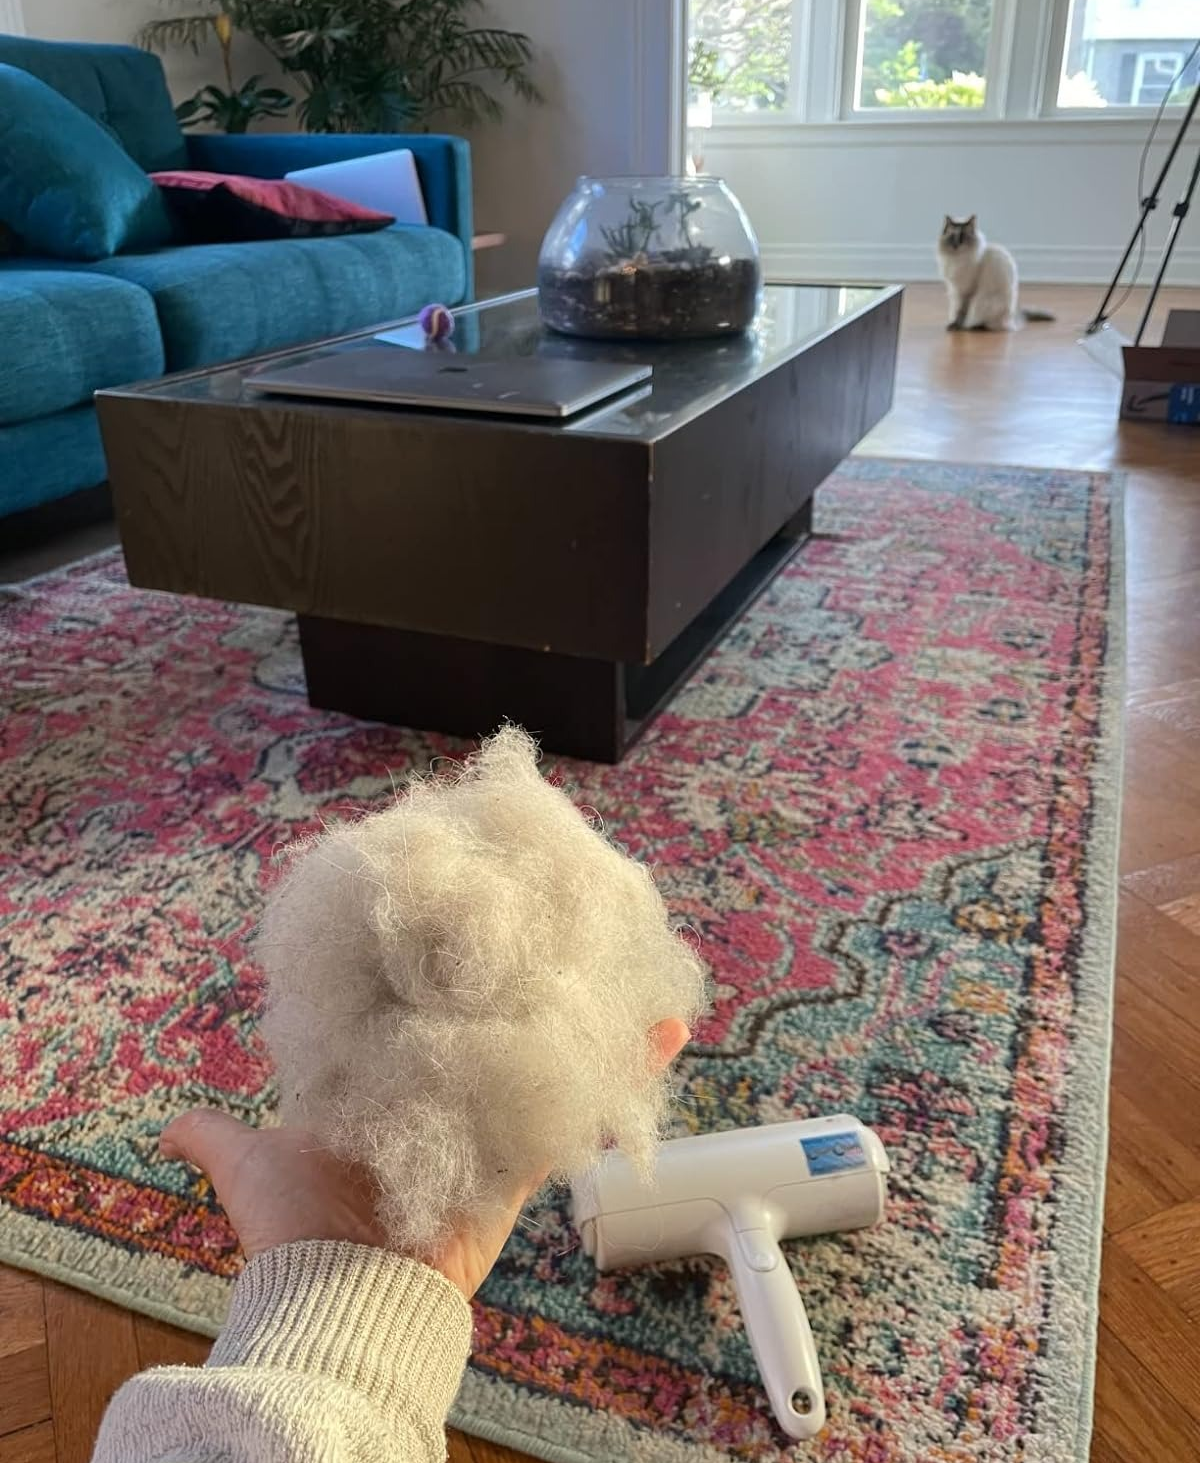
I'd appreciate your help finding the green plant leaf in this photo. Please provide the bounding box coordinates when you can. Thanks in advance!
[150,0,539,133]
[139,14,220,55]
[423,77,502,124]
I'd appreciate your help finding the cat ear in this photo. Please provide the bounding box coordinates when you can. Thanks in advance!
[966,215,978,228]
[943,215,953,228]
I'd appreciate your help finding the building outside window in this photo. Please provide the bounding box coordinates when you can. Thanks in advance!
[1059,0,1199,108]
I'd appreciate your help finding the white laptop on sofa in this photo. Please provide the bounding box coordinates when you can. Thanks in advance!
[285,148,428,226]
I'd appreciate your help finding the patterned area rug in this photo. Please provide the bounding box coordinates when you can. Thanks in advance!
[0,459,1121,1462]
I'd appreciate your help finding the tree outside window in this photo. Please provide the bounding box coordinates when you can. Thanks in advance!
[855,0,995,110]
[688,0,793,113]
[687,1,1000,115]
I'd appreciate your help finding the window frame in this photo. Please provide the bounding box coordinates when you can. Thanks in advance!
[697,0,1197,129]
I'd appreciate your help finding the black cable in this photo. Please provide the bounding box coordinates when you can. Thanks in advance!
[1105,36,1200,322]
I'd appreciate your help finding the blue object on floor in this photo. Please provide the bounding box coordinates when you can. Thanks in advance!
[1168,383,1200,425]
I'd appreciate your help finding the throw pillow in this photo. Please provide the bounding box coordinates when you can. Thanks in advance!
[0,63,174,261]
[152,172,396,243]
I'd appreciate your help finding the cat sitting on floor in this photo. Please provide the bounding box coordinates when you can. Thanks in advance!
[937,215,1055,331]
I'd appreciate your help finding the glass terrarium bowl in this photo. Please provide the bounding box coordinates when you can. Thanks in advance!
[537,175,763,341]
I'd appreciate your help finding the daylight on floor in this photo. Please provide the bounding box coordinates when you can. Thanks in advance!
[1,2,1198,1461]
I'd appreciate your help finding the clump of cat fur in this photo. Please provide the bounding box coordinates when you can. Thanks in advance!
[258,727,708,1257]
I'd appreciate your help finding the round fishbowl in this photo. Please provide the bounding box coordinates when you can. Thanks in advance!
[538,175,762,341]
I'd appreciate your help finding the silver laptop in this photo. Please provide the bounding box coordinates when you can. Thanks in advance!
[246,346,652,420]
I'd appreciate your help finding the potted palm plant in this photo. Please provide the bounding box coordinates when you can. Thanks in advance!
[140,2,292,132]
[142,0,540,134]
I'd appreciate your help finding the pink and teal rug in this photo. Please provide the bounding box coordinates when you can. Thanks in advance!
[0,459,1122,1461]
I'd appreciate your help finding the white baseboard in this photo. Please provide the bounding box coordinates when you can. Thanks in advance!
[762,241,1200,288]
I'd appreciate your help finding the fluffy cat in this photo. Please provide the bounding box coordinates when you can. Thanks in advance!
[937,216,1054,331]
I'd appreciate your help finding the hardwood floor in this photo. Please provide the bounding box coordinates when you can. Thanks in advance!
[1,283,1197,1462]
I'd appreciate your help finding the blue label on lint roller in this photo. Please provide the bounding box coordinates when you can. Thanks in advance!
[801,1132,868,1175]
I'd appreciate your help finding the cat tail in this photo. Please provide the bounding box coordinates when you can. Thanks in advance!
[1021,307,1056,323]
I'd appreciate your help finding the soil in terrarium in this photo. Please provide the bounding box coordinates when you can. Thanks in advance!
[539,189,760,340]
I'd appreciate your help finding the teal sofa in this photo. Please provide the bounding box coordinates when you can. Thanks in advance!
[0,35,473,522]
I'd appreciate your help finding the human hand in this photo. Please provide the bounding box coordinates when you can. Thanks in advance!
[160,1017,691,1299]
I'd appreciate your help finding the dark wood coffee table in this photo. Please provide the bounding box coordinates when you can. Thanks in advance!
[97,284,901,761]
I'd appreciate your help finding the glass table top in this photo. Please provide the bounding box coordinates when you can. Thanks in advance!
[126,283,899,444]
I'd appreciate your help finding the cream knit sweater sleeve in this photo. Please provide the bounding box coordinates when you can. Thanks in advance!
[92,1241,474,1463]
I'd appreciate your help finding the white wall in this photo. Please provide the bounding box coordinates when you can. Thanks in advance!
[468,0,681,296]
[703,118,1200,287]
[23,0,273,103]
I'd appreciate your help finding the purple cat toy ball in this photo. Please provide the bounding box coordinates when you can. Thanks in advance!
[419,303,455,345]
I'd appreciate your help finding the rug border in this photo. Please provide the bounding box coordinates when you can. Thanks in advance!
[0,1205,224,1339]
[1041,467,1124,1461]
[0,459,1126,1461]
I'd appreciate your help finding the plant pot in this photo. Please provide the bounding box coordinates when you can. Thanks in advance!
[537,175,763,341]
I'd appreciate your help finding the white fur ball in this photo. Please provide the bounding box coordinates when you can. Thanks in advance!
[258,726,708,1256]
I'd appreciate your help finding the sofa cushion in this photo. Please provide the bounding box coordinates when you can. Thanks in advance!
[0,268,164,426]
[0,36,187,174]
[0,65,175,261]
[86,226,469,371]
[0,404,108,517]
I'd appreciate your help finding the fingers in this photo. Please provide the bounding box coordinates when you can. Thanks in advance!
[160,1109,256,1174]
[651,1017,691,1071]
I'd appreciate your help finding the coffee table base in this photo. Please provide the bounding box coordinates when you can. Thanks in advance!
[298,500,812,762]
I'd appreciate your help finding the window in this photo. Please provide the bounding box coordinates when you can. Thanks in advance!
[688,0,795,113]
[1057,0,1200,109]
[851,0,997,112]
[683,0,1200,123]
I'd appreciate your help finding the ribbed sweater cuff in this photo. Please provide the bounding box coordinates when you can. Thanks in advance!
[208,1241,473,1433]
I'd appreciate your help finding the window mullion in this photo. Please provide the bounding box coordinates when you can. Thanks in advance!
[789,0,814,123]
[802,0,847,125]
[983,0,1008,117]
[1009,0,1067,119]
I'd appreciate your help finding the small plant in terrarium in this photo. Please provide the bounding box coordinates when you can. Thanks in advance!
[663,190,716,268]
[599,199,658,262]
[539,176,761,341]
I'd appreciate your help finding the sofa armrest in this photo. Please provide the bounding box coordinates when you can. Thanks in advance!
[186,133,474,296]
